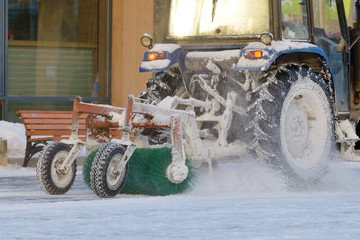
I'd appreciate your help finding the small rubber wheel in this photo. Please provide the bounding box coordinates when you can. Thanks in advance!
[36,142,77,195]
[90,143,129,198]
[82,149,99,189]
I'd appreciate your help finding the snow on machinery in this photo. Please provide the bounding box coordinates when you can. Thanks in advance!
[37,92,246,197]
[37,0,360,197]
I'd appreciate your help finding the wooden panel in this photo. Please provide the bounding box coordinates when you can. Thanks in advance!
[111,0,153,107]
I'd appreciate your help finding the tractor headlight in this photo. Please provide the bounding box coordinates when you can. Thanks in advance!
[141,34,153,49]
[260,32,273,46]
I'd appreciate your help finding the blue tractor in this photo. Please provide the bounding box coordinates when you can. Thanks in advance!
[35,0,360,198]
[138,0,360,183]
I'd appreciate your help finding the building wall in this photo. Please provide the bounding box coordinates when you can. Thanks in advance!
[111,0,153,107]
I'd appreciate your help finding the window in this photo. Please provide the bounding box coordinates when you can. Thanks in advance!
[313,0,353,43]
[5,0,111,121]
[168,0,270,37]
[281,0,310,40]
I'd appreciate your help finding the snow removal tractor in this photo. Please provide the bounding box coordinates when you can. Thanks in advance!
[37,0,360,198]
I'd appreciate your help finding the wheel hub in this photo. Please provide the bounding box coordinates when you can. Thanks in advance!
[51,151,73,188]
[285,99,309,158]
[281,79,330,172]
[106,153,126,190]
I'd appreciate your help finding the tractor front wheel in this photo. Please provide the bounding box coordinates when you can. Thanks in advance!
[139,68,188,104]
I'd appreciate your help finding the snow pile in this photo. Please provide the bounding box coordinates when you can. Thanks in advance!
[0,121,26,158]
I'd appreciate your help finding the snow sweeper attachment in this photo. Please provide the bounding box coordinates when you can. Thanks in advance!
[36,77,248,198]
[36,96,198,198]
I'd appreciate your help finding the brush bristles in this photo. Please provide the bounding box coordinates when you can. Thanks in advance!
[83,148,196,196]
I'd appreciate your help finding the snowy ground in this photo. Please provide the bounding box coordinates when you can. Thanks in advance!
[1,160,360,239]
[2,121,360,239]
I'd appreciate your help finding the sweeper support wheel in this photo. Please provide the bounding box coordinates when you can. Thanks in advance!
[37,142,77,195]
[90,143,129,198]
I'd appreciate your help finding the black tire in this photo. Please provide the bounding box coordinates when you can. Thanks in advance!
[82,149,99,189]
[139,68,188,104]
[90,143,129,198]
[246,64,334,183]
[140,68,188,143]
[36,142,77,195]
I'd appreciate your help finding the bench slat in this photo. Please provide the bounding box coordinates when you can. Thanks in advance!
[25,130,87,136]
[23,119,87,124]
[25,124,86,130]
[17,111,74,114]
[53,137,87,142]
[17,110,88,115]
[18,113,88,119]
[28,137,53,142]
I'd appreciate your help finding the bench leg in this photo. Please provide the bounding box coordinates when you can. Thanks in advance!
[23,139,48,167]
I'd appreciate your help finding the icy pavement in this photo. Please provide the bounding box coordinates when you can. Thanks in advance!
[1,160,360,239]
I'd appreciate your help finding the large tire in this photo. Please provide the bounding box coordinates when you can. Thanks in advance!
[36,142,77,195]
[90,143,129,198]
[246,65,334,183]
[140,68,188,104]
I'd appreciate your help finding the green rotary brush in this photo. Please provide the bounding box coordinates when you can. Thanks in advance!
[83,147,196,196]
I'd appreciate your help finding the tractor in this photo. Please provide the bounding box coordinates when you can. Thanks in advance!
[36,0,360,198]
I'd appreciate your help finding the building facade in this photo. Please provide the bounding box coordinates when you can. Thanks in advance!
[0,0,152,122]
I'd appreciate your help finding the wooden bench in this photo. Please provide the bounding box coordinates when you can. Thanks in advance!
[17,110,122,167]
[16,111,88,167]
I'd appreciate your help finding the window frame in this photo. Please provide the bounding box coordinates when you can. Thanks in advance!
[0,0,5,97]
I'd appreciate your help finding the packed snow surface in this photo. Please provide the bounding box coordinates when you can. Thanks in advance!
[2,121,360,239]
[1,161,360,239]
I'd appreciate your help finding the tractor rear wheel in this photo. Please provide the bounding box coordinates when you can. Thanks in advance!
[246,65,334,184]
[36,142,77,195]
[90,143,129,198]
[140,68,188,143]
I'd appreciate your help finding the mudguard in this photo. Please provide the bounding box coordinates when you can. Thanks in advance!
[237,41,345,114]
[139,43,184,72]
[236,41,332,72]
